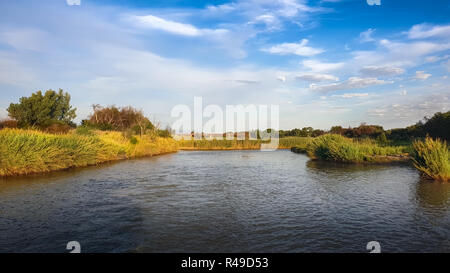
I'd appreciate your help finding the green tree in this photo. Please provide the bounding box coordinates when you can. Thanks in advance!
[7,89,77,128]
[423,111,450,141]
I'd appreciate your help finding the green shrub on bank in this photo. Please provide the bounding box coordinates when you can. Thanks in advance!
[306,134,407,163]
[412,137,450,182]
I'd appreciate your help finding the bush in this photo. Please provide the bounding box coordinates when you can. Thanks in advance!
[157,128,172,138]
[75,126,94,136]
[41,122,71,134]
[88,105,153,133]
[0,119,18,129]
[130,136,138,145]
[412,137,450,182]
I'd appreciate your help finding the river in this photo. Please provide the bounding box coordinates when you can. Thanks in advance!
[0,150,449,252]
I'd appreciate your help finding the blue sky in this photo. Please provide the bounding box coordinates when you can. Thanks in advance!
[0,0,449,129]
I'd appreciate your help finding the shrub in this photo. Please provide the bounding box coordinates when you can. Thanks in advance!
[412,137,450,182]
[130,136,138,145]
[75,126,94,136]
[0,119,18,129]
[41,122,71,134]
[88,105,153,134]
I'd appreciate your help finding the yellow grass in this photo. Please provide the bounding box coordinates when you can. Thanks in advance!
[412,137,450,182]
[177,136,311,150]
[0,128,178,176]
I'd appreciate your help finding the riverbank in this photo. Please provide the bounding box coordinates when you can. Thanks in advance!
[291,134,449,182]
[292,134,410,164]
[0,129,178,177]
[178,137,311,150]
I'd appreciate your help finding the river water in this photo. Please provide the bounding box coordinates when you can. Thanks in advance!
[0,150,449,252]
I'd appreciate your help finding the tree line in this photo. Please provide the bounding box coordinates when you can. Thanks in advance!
[1,89,449,142]
[0,89,171,137]
[279,113,449,142]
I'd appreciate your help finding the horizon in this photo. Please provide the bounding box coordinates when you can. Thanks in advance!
[0,0,449,130]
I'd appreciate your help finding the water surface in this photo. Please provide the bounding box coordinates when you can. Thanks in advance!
[0,150,449,252]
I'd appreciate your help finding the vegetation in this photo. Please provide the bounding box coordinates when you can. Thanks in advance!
[0,128,178,176]
[83,104,155,136]
[7,89,76,131]
[304,134,408,164]
[2,89,449,181]
[178,136,311,150]
[281,111,450,143]
[279,127,324,138]
[412,137,450,182]
[0,89,178,177]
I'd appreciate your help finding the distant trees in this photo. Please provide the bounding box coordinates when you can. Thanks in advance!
[279,127,323,137]
[7,89,76,131]
[343,123,384,138]
[277,112,450,142]
[85,105,154,135]
[386,112,450,142]
[329,126,344,135]
[422,111,450,142]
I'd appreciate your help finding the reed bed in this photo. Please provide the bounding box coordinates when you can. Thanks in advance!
[177,136,311,150]
[0,129,178,176]
[305,134,409,163]
[412,137,450,182]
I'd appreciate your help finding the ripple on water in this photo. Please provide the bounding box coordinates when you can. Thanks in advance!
[0,150,449,252]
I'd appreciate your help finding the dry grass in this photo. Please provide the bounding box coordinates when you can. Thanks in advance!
[0,128,178,176]
[412,137,450,182]
[177,136,311,150]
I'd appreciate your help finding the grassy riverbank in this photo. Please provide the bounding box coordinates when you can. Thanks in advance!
[291,134,449,182]
[0,129,178,177]
[178,136,311,150]
[296,134,410,163]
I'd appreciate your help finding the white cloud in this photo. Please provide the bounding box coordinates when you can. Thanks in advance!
[296,73,339,82]
[301,59,345,72]
[443,60,450,72]
[232,79,261,84]
[414,71,431,80]
[407,23,450,39]
[367,92,450,123]
[207,0,319,18]
[360,66,405,77]
[359,28,375,42]
[332,93,369,98]
[0,53,37,86]
[130,15,228,37]
[309,77,392,93]
[250,14,281,31]
[0,28,50,51]
[277,75,286,82]
[353,39,450,68]
[263,39,323,56]
[66,0,81,6]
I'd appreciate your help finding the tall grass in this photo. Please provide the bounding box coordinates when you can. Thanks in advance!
[306,134,408,163]
[412,137,450,182]
[177,136,311,150]
[0,129,178,176]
